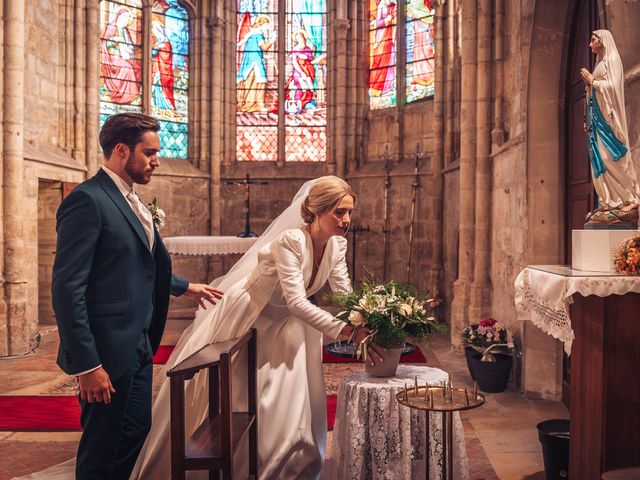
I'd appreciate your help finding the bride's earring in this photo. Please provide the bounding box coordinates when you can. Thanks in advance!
[314,218,320,233]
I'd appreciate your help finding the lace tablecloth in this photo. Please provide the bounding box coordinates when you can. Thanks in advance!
[514,265,640,355]
[163,236,258,256]
[327,365,469,480]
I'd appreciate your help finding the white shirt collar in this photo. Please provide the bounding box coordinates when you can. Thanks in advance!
[101,165,134,198]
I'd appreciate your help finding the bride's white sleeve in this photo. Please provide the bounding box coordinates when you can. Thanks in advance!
[271,231,346,339]
[328,236,352,294]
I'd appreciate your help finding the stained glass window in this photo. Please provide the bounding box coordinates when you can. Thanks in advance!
[236,0,278,161]
[369,0,397,110]
[151,1,189,158]
[99,0,143,121]
[99,0,190,159]
[368,0,436,110]
[284,0,326,162]
[406,0,435,103]
[236,0,326,162]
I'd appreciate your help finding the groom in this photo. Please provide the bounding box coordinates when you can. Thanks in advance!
[52,112,223,479]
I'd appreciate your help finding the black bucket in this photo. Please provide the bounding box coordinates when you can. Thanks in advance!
[537,419,570,480]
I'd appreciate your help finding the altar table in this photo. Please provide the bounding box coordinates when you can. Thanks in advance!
[515,265,640,479]
[327,365,469,480]
[163,236,258,256]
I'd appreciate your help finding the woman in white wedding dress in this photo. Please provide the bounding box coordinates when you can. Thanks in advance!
[16,176,378,480]
[132,175,380,479]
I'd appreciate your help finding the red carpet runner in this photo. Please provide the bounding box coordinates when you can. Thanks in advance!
[1,345,425,432]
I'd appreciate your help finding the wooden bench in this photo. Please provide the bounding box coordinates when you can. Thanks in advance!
[167,328,257,480]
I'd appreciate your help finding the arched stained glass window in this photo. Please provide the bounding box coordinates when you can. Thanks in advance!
[236,0,327,162]
[368,0,435,110]
[369,0,397,110]
[99,1,143,117]
[406,0,435,103]
[99,0,190,159]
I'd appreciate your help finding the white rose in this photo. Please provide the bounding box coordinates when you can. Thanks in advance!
[397,303,413,317]
[156,208,166,228]
[349,310,366,326]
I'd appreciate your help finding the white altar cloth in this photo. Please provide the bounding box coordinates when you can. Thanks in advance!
[514,265,640,354]
[163,236,258,256]
[327,365,469,480]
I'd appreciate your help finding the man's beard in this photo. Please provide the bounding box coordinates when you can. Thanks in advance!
[124,152,152,184]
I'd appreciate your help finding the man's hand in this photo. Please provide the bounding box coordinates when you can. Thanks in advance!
[78,367,116,404]
[182,283,224,309]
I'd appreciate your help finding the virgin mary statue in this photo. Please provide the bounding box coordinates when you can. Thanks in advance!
[581,29,640,213]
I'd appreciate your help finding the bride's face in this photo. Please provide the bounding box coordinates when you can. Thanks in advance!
[317,195,354,237]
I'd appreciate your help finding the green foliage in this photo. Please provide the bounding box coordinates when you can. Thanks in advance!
[327,276,446,350]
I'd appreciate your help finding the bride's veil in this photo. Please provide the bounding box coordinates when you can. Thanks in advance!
[157,177,317,374]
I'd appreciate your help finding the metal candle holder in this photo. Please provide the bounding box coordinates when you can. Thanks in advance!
[396,380,485,480]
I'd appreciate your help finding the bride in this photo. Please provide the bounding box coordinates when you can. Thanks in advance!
[132,175,381,479]
[17,176,379,480]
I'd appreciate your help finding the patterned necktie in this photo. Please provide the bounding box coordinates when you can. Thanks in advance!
[127,190,155,249]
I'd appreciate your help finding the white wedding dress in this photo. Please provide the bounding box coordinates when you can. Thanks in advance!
[132,227,351,479]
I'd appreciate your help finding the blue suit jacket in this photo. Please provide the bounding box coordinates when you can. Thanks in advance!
[52,169,188,380]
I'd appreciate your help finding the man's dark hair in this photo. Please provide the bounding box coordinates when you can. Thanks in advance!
[99,113,160,159]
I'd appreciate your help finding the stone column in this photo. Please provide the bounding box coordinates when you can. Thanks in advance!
[86,0,100,174]
[451,0,477,346]
[1,0,27,356]
[429,2,446,290]
[469,0,493,321]
[444,0,457,167]
[334,18,350,178]
[73,0,86,166]
[491,0,506,147]
[208,7,224,235]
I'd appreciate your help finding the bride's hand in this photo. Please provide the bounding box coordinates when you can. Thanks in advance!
[341,325,384,366]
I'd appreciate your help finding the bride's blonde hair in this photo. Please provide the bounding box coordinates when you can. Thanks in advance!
[300,176,356,224]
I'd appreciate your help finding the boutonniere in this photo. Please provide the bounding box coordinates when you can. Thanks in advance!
[147,197,166,230]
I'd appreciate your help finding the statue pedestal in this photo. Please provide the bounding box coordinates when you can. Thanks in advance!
[572,229,636,273]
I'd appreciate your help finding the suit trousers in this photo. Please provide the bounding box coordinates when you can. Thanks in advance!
[76,332,153,480]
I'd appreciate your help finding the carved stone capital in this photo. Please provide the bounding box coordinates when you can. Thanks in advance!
[206,16,224,30]
[334,18,350,35]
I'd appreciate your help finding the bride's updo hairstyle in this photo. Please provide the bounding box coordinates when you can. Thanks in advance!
[300,176,356,224]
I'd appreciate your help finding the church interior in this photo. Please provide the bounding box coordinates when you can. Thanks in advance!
[1,0,639,479]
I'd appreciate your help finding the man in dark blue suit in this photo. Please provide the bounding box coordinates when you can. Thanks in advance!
[52,113,223,479]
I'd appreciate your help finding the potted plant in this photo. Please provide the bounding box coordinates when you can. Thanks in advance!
[330,277,446,377]
[461,318,512,392]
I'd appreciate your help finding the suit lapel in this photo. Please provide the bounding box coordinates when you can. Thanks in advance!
[95,169,152,252]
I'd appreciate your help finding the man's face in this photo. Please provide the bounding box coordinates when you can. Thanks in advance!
[124,131,161,185]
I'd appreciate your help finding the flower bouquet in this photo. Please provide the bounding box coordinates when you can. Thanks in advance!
[329,277,446,376]
[460,318,508,352]
[461,318,512,392]
[613,232,640,275]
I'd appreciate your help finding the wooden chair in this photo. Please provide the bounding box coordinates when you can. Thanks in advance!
[167,328,257,480]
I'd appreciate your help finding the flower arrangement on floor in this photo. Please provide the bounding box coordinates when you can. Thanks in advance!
[147,197,166,230]
[461,318,513,392]
[329,277,446,361]
[460,317,509,352]
[613,232,640,275]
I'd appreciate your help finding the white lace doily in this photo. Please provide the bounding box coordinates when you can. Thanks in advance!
[163,236,259,256]
[514,266,640,355]
[327,365,469,480]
